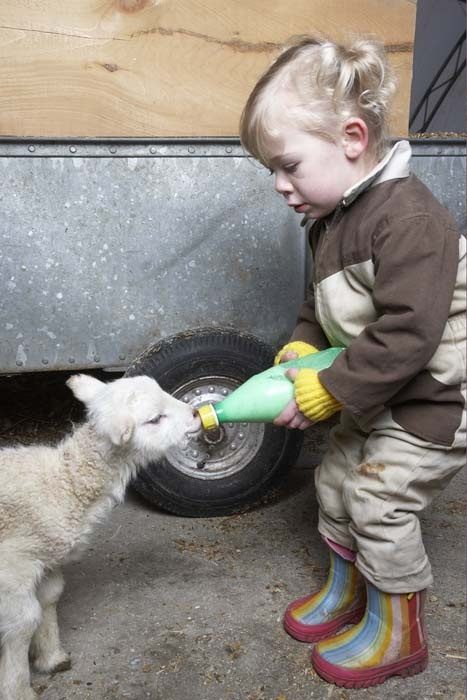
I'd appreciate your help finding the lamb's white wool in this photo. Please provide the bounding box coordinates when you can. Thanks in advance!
[0,374,200,700]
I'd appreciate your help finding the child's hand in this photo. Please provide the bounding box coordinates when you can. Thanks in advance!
[273,368,314,430]
[274,341,318,365]
[279,350,298,363]
[273,398,314,430]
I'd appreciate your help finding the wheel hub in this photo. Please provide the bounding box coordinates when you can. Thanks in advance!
[167,376,265,480]
[202,426,225,445]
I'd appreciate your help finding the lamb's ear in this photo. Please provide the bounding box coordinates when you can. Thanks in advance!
[66,374,105,404]
[109,415,135,446]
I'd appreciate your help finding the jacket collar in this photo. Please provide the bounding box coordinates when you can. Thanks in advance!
[341,139,412,208]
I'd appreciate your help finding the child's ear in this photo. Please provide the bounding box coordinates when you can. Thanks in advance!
[342,118,369,160]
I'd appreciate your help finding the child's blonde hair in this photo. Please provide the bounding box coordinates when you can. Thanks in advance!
[240,35,397,164]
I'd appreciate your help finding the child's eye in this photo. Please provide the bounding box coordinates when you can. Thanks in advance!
[284,163,298,174]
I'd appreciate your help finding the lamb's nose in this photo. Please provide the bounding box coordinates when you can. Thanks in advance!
[190,412,202,432]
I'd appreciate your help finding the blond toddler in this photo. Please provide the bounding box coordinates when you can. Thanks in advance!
[240,35,466,688]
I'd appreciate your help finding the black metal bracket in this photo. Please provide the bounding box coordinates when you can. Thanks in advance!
[410,27,466,133]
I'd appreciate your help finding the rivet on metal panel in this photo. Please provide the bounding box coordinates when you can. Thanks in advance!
[149,147,157,154]
[225,147,233,154]
[94,356,101,362]
[188,146,195,154]
[69,146,77,154]
[42,358,49,365]
[69,357,75,363]
[109,147,117,154]
[16,360,23,366]
[119,354,126,360]
[28,145,35,153]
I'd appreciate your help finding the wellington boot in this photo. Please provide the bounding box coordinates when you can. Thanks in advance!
[283,541,366,643]
[311,580,428,688]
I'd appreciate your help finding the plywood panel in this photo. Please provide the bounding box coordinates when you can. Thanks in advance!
[0,0,416,137]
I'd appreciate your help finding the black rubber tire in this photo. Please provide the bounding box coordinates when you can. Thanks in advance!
[125,327,303,516]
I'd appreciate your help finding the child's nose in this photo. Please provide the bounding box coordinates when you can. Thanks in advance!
[274,172,293,195]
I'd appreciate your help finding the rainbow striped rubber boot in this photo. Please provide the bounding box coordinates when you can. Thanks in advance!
[311,580,428,688]
[283,541,366,643]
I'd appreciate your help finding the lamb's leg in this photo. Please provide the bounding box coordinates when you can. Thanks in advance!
[29,569,70,674]
[0,586,41,700]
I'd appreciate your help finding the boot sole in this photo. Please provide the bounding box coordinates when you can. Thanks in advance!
[284,605,366,643]
[311,645,428,688]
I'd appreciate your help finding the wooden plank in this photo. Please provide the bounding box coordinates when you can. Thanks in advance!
[0,0,416,137]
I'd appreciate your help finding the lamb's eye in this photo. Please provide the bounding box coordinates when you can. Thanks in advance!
[147,414,164,425]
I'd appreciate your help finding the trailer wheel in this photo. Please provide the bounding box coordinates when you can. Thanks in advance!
[125,327,303,517]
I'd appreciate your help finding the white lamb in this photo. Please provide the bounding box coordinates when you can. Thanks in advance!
[0,373,200,700]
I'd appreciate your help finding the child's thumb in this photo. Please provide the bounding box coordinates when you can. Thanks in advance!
[285,368,299,381]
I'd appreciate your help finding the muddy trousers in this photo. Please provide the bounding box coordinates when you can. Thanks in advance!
[315,408,466,593]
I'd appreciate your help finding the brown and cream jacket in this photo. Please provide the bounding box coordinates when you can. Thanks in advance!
[291,140,466,446]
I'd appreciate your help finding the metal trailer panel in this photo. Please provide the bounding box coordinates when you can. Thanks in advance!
[0,139,465,374]
[409,140,466,234]
[0,142,306,373]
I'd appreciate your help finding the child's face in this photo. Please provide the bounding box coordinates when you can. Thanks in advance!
[267,127,366,220]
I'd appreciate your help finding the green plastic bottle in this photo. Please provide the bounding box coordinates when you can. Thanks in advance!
[197,347,344,430]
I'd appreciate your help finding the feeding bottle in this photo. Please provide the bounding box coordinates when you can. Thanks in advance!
[197,347,344,430]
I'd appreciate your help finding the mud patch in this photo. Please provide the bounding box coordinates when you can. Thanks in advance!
[357,462,386,479]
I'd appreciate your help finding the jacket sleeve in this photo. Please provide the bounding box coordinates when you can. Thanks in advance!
[319,213,460,416]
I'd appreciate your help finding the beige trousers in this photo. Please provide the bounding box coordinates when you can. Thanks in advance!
[315,405,466,593]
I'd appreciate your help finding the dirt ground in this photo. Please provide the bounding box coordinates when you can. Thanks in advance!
[0,370,465,700]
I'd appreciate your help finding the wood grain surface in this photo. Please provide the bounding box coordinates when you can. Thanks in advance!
[0,0,416,137]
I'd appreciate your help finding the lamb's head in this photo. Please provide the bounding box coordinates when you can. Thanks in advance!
[67,374,200,462]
